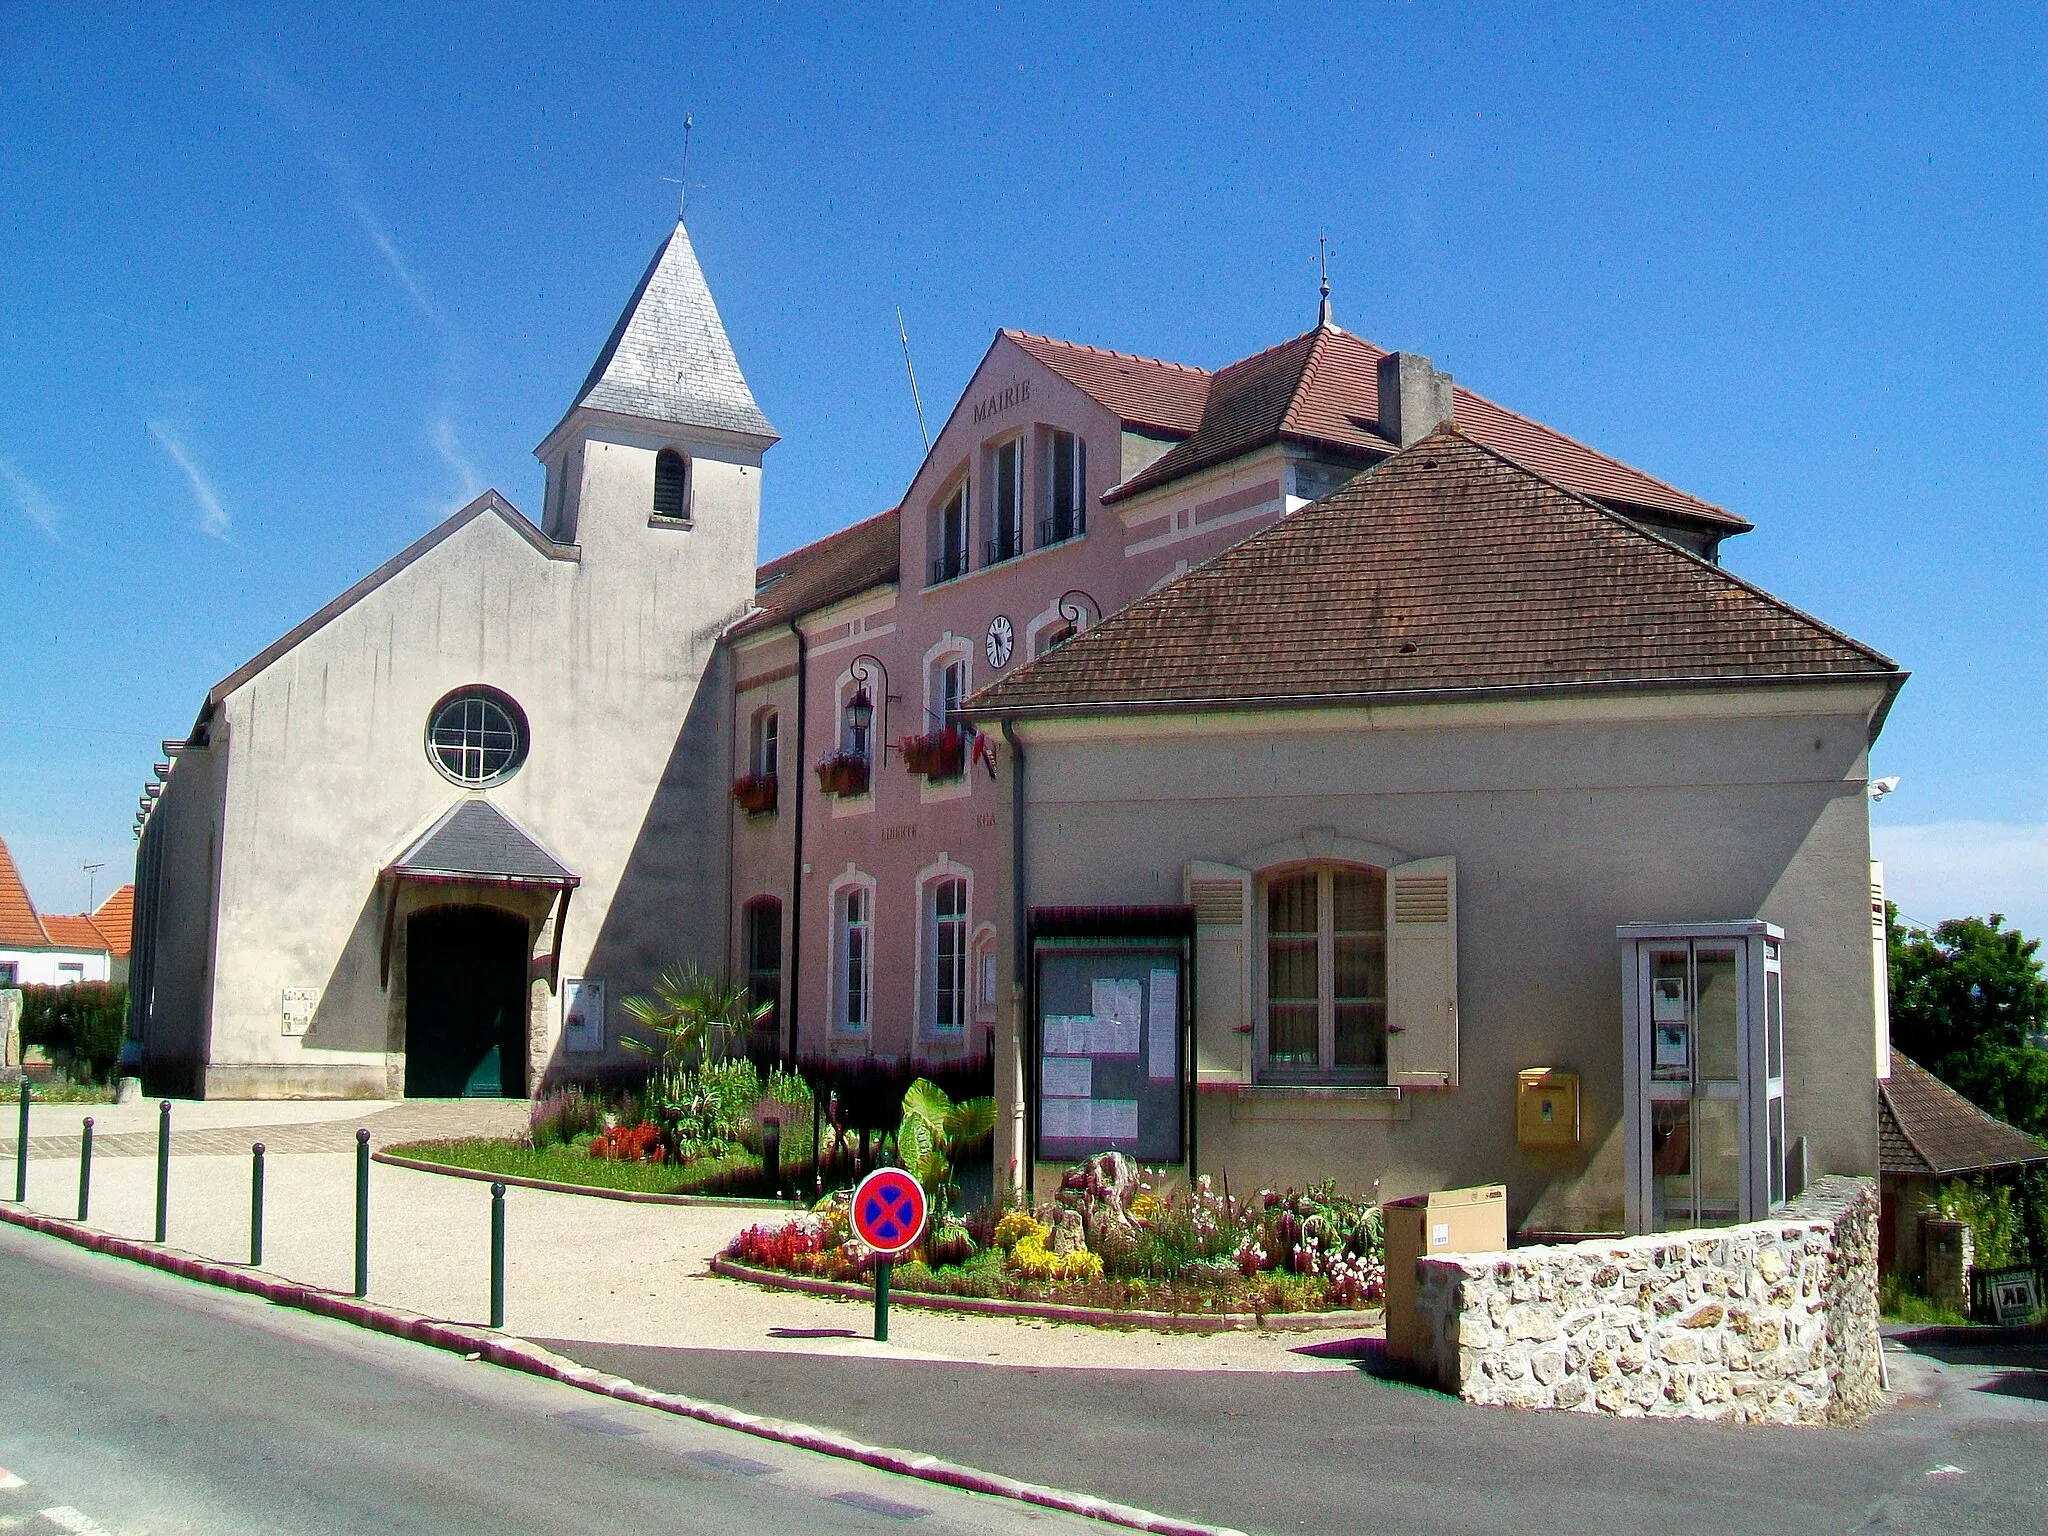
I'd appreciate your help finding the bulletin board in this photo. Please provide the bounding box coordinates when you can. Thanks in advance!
[1028,908,1193,1168]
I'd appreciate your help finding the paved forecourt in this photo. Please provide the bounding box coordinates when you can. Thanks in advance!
[3,1098,1363,1374]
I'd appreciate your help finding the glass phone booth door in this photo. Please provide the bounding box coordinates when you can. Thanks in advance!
[1620,922,1785,1235]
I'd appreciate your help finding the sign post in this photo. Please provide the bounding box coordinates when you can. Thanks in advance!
[849,1167,927,1343]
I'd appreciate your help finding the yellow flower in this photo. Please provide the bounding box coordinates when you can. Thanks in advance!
[1130,1192,1161,1222]
[994,1210,1048,1252]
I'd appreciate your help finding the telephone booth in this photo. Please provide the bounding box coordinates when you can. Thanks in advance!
[1620,921,1786,1234]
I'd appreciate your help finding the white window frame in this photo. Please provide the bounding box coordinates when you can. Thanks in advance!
[985,435,1024,564]
[749,707,779,778]
[1040,428,1087,547]
[914,856,973,1040]
[931,475,971,585]
[920,635,973,732]
[1253,863,1390,1086]
[1024,591,1098,660]
[829,869,876,1036]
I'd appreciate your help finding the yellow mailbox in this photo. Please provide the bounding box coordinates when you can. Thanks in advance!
[1516,1068,1580,1146]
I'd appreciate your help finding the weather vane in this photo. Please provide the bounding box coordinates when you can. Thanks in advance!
[662,113,699,220]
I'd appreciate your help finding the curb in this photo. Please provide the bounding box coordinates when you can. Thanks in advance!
[0,1200,1243,1536]
[372,1150,797,1210]
[711,1256,1384,1335]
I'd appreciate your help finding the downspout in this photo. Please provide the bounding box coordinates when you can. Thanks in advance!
[786,625,809,1067]
[1001,716,1029,1198]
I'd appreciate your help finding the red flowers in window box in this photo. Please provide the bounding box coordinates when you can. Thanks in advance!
[900,726,967,781]
[731,773,778,815]
[815,751,870,797]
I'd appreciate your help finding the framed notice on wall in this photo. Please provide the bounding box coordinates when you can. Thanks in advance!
[562,978,604,1054]
[1029,907,1193,1168]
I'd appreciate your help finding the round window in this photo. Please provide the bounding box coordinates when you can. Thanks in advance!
[425,686,529,786]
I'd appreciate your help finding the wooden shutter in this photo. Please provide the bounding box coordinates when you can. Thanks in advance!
[1185,860,1252,1085]
[1387,857,1457,1089]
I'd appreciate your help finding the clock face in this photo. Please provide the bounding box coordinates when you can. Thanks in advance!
[985,615,1015,669]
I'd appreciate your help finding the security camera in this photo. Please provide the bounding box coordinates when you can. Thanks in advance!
[1869,776,1901,802]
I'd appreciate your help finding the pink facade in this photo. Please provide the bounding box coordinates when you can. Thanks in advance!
[726,335,1315,1065]
[723,320,1747,1068]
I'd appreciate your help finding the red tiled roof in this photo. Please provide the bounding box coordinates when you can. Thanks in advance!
[967,426,1895,718]
[1880,1051,2048,1177]
[730,507,902,640]
[0,835,48,948]
[39,914,109,954]
[1002,331,1212,437]
[92,884,134,959]
[1102,325,1746,533]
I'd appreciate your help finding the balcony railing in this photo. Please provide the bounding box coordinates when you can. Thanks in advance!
[730,772,778,816]
[983,528,1022,567]
[1037,505,1087,547]
[929,547,969,586]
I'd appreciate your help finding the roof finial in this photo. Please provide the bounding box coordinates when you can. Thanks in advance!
[663,114,695,222]
[678,113,693,222]
[1317,231,1334,330]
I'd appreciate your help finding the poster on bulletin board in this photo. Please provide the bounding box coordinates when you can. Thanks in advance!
[1030,911,1192,1166]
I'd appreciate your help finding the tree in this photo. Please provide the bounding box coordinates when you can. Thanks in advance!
[1889,906,2048,1140]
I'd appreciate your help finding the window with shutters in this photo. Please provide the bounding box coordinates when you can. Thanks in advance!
[652,448,691,523]
[1256,865,1388,1084]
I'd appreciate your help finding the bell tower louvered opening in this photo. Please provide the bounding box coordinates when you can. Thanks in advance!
[653,448,691,523]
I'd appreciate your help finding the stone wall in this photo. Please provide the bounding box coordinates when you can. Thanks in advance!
[1413,1176,1881,1424]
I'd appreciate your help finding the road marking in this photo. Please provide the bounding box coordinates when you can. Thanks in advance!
[1924,1464,1967,1478]
[38,1509,113,1535]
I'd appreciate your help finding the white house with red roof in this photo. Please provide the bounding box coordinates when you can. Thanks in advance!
[0,834,131,988]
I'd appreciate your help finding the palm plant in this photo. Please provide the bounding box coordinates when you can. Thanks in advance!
[895,1076,999,1215]
[620,965,770,1075]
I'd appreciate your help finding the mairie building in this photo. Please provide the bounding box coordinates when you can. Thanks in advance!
[131,220,1903,1238]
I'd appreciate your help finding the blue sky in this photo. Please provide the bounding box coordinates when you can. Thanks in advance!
[2,3,2042,932]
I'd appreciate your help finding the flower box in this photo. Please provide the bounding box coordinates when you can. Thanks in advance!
[730,773,779,815]
[815,752,870,797]
[900,727,967,781]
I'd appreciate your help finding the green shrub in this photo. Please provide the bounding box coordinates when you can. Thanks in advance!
[18,983,128,1083]
[1931,1178,2025,1270]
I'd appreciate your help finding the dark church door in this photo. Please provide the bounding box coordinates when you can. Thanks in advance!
[404,906,530,1098]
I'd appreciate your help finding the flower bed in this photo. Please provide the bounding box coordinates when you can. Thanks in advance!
[720,1156,1385,1321]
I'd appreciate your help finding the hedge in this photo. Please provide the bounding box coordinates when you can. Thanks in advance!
[16,982,128,1083]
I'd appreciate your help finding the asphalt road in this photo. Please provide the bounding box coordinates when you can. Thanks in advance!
[0,1223,1106,1536]
[549,1337,2048,1535]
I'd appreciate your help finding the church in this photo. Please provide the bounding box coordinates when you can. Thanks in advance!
[130,221,771,1097]
[130,218,1902,1238]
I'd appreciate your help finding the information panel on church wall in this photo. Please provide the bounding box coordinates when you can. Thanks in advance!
[1032,938,1188,1164]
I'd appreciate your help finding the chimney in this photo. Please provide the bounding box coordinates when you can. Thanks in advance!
[1376,352,1455,447]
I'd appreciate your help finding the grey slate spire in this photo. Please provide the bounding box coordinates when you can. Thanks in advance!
[564,220,776,442]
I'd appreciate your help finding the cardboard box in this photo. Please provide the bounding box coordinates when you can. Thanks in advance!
[1383,1183,1508,1372]
[1516,1068,1580,1147]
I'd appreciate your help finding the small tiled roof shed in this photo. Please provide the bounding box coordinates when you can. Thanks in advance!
[1880,1051,2048,1179]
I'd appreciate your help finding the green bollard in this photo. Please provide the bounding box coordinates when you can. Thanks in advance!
[354,1127,370,1299]
[874,1260,892,1342]
[250,1143,266,1267]
[15,1081,27,1203]
[155,1100,171,1242]
[490,1182,506,1330]
[77,1117,93,1221]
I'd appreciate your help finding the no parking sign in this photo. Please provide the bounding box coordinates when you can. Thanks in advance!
[851,1167,927,1258]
